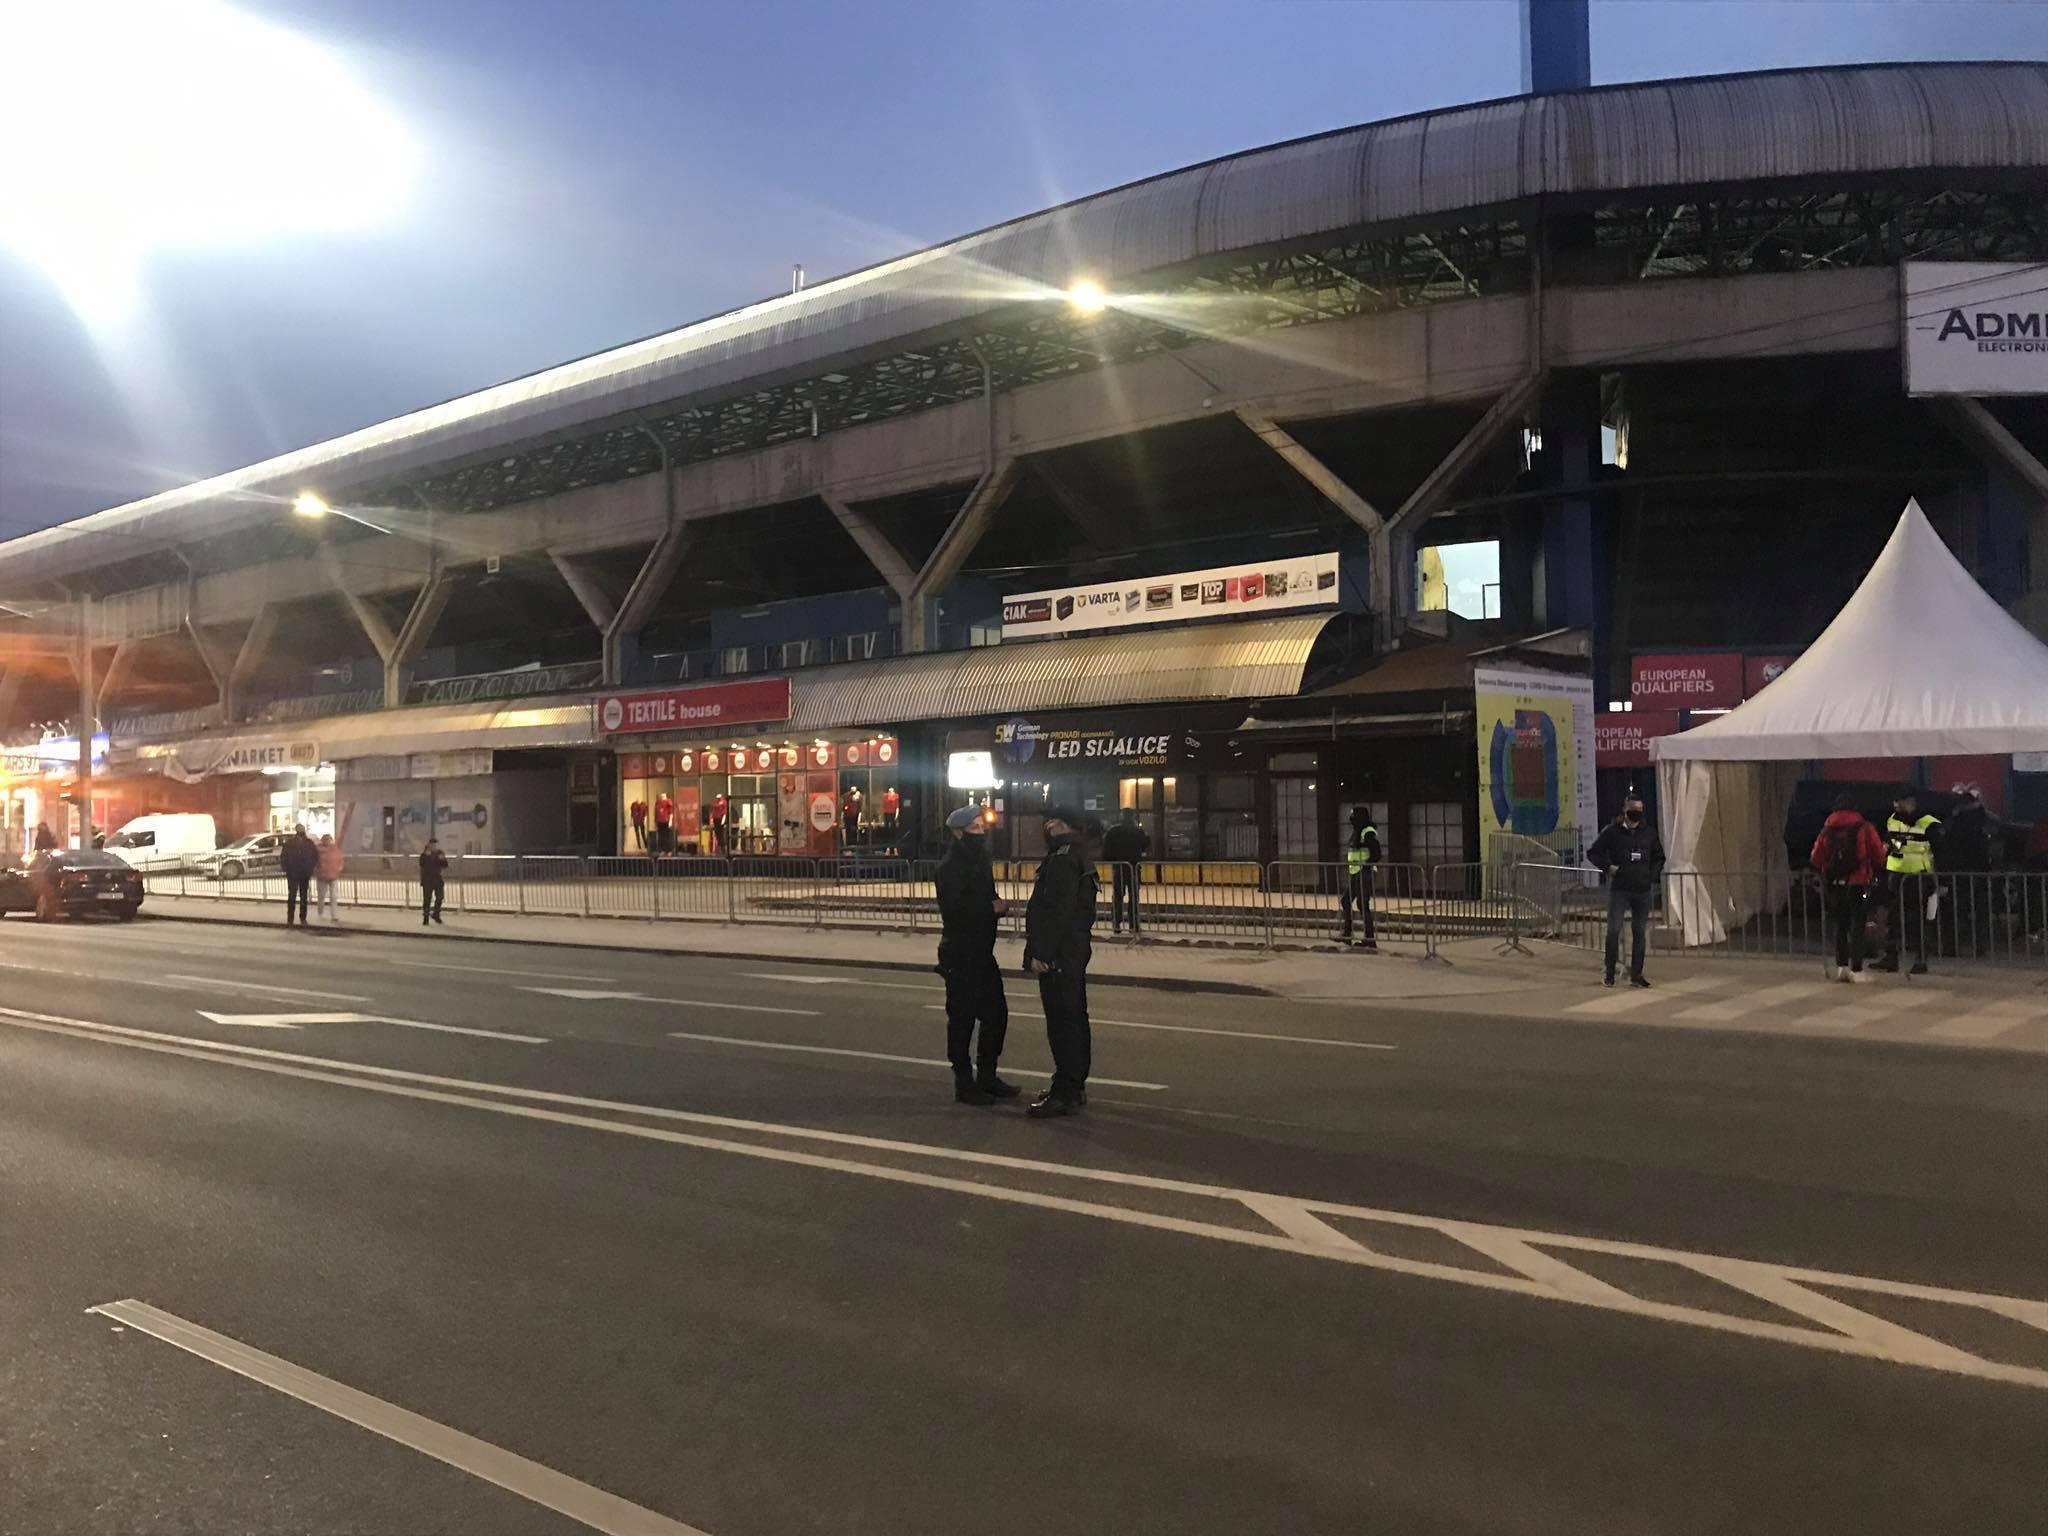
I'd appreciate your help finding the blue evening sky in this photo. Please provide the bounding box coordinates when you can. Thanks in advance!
[2,0,2044,534]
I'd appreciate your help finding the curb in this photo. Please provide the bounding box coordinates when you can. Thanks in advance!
[137,907,1278,998]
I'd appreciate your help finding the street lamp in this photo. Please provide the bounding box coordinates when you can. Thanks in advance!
[292,491,332,519]
[293,489,397,536]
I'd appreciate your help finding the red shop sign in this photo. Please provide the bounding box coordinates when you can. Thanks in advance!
[1595,711,1682,767]
[598,678,791,735]
[649,753,671,776]
[701,748,721,772]
[676,748,696,774]
[875,736,898,765]
[1630,653,1742,709]
[619,754,648,778]
[730,747,752,771]
[808,742,836,769]
[777,745,800,769]
[844,741,867,766]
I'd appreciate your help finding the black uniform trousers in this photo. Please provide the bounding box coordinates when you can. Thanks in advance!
[1111,865,1141,933]
[1340,867,1375,941]
[942,955,1008,1078]
[283,876,310,925]
[1884,871,1929,967]
[421,880,445,921]
[1825,882,1869,971]
[1037,942,1092,1099]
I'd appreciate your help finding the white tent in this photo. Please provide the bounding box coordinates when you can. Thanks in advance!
[1652,500,2048,943]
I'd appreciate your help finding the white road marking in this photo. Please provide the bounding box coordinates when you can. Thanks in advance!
[742,971,939,994]
[167,974,369,1003]
[1671,981,1828,1023]
[12,1005,2048,1393]
[1565,974,1725,1015]
[1925,1000,2047,1041]
[89,1299,711,1536]
[664,1030,1168,1090]
[383,957,614,983]
[521,986,819,1017]
[917,1004,1394,1052]
[1796,988,1947,1032]
[197,1011,546,1044]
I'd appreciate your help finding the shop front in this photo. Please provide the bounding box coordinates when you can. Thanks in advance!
[616,732,906,857]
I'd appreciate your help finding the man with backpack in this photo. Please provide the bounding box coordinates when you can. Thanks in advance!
[1809,794,1886,982]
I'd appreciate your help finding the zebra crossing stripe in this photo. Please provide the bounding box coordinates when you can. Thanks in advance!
[1925,1000,2048,1041]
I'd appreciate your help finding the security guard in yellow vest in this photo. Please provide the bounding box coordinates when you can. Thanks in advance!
[1880,788,1940,975]
[1340,805,1382,951]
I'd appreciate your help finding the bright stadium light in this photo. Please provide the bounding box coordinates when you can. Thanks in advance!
[0,0,417,322]
[1066,279,1109,315]
[292,492,332,520]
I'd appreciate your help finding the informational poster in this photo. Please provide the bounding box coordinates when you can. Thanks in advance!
[778,774,809,852]
[1474,666,1597,864]
[1903,261,2048,397]
[1000,552,1340,639]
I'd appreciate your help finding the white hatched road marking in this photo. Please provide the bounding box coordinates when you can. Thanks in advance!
[1926,999,2048,1041]
[197,1011,547,1044]
[1672,981,1829,1023]
[90,1299,710,1536]
[8,1003,2048,1392]
[742,972,937,993]
[1793,986,1943,1032]
[1565,974,1724,1015]
[385,957,615,983]
[166,974,370,1003]
[920,1003,1394,1052]
[665,1030,1168,1090]
[521,987,818,1016]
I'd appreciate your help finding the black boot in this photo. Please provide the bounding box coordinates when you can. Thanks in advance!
[1026,1088,1081,1118]
[976,1070,1021,1099]
[954,1075,994,1105]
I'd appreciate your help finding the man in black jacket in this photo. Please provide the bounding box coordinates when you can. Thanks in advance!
[1023,807,1099,1119]
[1100,809,1148,935]
[935,806,1016,1105]
[1588,795,1663,987]
[279,823,318,928]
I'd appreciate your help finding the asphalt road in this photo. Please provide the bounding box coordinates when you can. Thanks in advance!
[2,912,2044,1535]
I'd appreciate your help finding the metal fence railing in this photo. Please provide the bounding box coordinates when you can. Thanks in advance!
[146,854,2044,968]
[1514,864,2048,971]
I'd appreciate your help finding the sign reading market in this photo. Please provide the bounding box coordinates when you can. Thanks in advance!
[598,679,791,736]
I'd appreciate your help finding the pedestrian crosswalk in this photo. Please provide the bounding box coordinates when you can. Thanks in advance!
[1558,970,2048,1049]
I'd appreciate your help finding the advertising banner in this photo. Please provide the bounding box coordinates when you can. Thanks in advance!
[778,774,810,852]
[1474,666,1596,864]
[1743,654,1798,696]
[1630,652,1743,709]
[1000,551,1341,639]
[598,679,791,735]
[991,709,1238,773]
[1595,711,1682,767]
[1903,261,2048,397]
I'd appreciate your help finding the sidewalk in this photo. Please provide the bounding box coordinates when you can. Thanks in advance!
[140,894,2048,1052]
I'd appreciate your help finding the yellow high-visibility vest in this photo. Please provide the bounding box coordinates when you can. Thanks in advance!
[1345,827,1378,874]
[1885,813,1939,876]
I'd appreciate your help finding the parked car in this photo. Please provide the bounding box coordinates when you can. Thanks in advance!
[103,812,219,874]
[0,850,145,921]
[191,832,285,882]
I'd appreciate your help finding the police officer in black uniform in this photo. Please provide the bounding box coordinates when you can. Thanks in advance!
[1023,806,1099,1119]
[935,805,1018,1105]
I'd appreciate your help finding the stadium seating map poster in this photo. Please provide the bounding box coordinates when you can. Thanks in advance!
[1473,667,1597,865]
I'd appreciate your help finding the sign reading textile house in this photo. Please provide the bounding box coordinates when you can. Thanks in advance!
[598,679,791,736]
[1903,262,2048,397]
[1000,551,1341,639]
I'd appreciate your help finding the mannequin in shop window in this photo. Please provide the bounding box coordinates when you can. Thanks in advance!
[841,785,864,846]
[654,792,675,854]
[630,798,648,851]
[710,793,729,856]
[881,784,900,833]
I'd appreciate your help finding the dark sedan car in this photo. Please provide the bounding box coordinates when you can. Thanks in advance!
[0,850,146,921]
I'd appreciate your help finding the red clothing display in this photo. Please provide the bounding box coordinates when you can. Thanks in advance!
[630,801,647,827]
[881,788,900,819]
[655,795,675,827]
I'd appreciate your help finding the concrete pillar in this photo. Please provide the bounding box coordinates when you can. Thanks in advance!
[603,528,691,686]
[386,573,454,706]
[1237,410,1391,625]
[906,459,1018,653]
[549,549,617,632]
[96,641,139,708]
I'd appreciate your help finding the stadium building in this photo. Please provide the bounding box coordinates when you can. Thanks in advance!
[3,55,2045,870]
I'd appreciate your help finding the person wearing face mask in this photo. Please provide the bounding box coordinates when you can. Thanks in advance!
[934,805,1017,1105]
[1588,794,1664,988]
[1022,806,1100,1118]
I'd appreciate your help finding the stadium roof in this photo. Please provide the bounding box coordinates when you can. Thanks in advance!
[7,60,2047,589]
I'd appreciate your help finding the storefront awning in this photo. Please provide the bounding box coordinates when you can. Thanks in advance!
[133,698,595,775]
[1233,708,1475,740]
[789,614,1337,732]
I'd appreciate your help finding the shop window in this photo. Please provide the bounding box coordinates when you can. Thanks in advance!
[1408,800,1465,869]
[1202,773,1257,861]
[721,647,751,675]
[779,639,817,669]
[835,632,878,662]
[1272,777,1319,865]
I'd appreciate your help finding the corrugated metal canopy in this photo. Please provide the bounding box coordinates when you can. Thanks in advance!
[6,61,2045,586]
[130,698,594,771]
[788,615,1334,731]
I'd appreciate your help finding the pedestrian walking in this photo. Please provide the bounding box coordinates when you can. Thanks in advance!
[934,806,1017,1105]
[1589,794,1663,987]
[1022,806,1099,1119]
[279,823,318,928]
[1339,805,1381,950]
[315,833,344,924]
[1809,794,1884,982]
[419,838,449,925]
[33,821,57,852]
[1880,788,1940,975]
[1101,808,1148,935]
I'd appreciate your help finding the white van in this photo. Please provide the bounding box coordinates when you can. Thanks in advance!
[103,813,218,874]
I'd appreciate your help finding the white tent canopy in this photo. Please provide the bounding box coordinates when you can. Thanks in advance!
[1652,500,2048,942]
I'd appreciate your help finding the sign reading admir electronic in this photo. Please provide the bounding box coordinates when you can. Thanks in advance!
[1000,551,1342,639]
[598,679,791,735]
[1903,262,2048,397]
